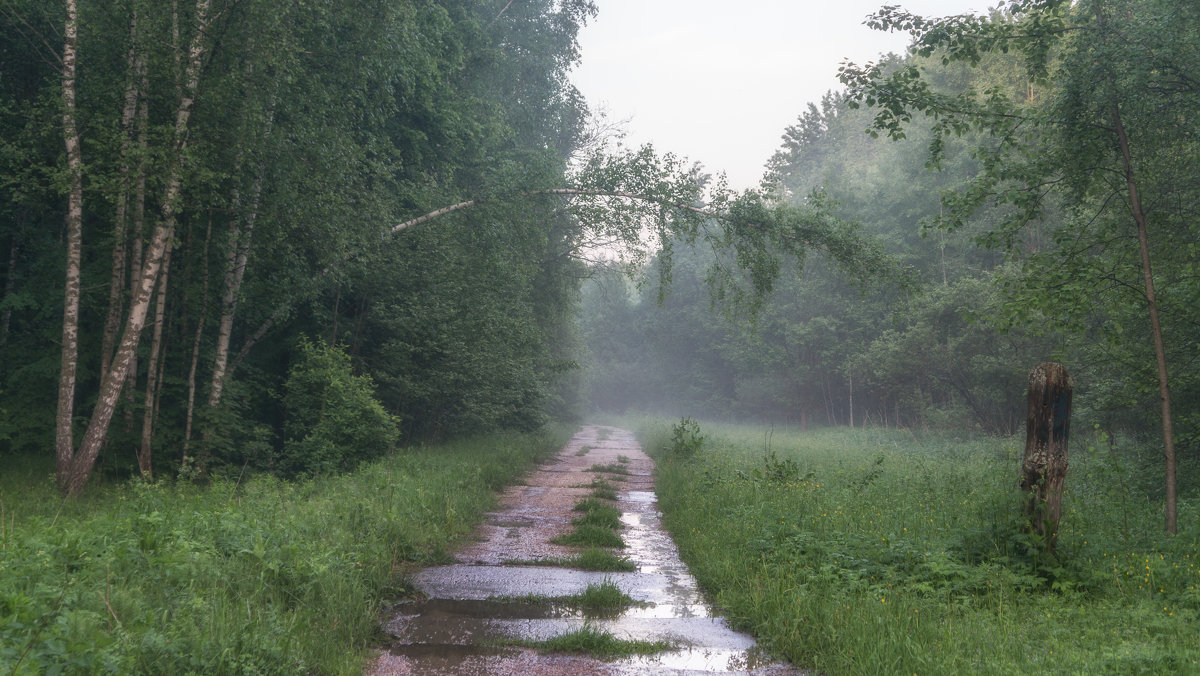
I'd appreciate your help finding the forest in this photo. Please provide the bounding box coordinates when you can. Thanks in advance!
[0,0,1197,671]
[581,0,1198,532]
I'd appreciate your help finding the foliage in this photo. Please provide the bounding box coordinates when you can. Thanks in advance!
[667,416,706,459]
[0,0,599,483]
[0,428,566,675]
[280,338,398,477]
[639,419,1200,674]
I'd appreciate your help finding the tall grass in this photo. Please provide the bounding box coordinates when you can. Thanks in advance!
[639,420,1200,675]
[0,428,567,675]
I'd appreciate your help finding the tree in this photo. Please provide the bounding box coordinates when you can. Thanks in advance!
[840,0,1199,532]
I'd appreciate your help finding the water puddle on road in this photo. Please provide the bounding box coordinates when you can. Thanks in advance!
[369,425,801,675]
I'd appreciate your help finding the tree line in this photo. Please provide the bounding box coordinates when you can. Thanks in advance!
[2,0,882,497]
[1,0,603,493]
[579,0,1198,532]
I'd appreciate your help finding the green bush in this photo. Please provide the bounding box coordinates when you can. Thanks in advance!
[666,416,705,458]
[281,337,399,477]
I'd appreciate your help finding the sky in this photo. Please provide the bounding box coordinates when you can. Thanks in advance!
[569,0,987,191]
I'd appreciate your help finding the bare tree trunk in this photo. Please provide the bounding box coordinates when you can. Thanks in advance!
[62,0,214,497]
[100,14,143,383]
[183,218,213,461]
[121,28,151,434]
[1021,362,1072,552]
[138,241,173,479]
[206,87,276,410]
[1111,105,1176,534]
[55,0,84,492]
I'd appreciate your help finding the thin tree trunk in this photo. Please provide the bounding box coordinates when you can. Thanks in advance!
[55,0,84,492]
[100,14,143,383]
[183,218,213,461]
[121,24,151,434]
[206,83,277,410]
[138,241,173,479]
[1111,104,1176,534]
[62,0,213,497]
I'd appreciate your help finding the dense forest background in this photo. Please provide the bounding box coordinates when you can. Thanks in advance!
[582,0,1199,497]
[1,0,1196,508]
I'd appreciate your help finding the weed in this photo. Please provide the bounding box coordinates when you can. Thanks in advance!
[636,419,1200,674]
[617,454,630,464]
[496,581,644,611]
[0,428,569,674]
[503,549,636,572]
[569,580,641,609]
[666,416,705,458]
[572,548,636,572]
[589,463,630,476]
[590,485,619,501]
[574,477,620,500]
[552,523,625,548]
[576,445,593,457]
[573,499,621,524]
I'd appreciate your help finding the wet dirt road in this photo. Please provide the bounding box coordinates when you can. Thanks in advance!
[367,425,801,675]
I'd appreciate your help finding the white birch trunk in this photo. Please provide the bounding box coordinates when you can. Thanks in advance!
[63,0,213,497]
[55,0,84,491]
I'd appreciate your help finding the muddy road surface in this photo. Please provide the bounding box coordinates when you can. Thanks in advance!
[368,425,801,675]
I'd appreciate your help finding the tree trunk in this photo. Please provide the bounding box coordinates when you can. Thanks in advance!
[1021,362,1072,551]
[183,218,213,461]
[206,89,276,410]
[1110,104,1176,534]
[138,241,173,479]
[100,14,144,384]
[61,0,214,497]
[55,0,84,492]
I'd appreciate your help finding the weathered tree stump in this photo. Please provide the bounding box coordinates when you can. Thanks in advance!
[1021,362,1072,551]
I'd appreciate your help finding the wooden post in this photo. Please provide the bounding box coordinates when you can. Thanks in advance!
[1021,362,1072,551]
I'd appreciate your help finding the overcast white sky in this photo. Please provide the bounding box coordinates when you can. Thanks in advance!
[570,0,987,190]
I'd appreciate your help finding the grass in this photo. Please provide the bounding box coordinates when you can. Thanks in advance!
[568,580,641,610]
[636,419,1200,675]
[596,428,612,442]
[575,445,593,456]
[589,462,630,476]
[553,497,625,548]
[0,427,569,675]
[552,523,625,548]
[575,477,619,501]
[499,624,672,658]
[617,454,630,464]
[573,498,620,520]
[496,581,645,611]
[505,548,636,572]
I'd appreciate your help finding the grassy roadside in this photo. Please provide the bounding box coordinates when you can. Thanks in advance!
[637,419,1200,675]
[0,427,568,675]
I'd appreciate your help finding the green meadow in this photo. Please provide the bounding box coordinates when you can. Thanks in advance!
[639,420,1199,675]
[0,429,566,675]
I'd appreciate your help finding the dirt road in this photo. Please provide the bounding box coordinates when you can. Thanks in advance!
[367,425,800,675]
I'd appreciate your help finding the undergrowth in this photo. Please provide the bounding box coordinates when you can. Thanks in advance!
[0,427,568,675]
[506,548,636,572]
[588,463,630,476]
[637,419,1200,675]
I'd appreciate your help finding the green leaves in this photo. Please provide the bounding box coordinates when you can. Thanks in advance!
[281,338,398,477]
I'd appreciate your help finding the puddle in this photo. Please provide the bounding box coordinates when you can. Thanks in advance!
[371,425,800,675]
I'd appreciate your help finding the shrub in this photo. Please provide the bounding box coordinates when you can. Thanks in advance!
[280,337,399,477]
[667,416,705,458]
